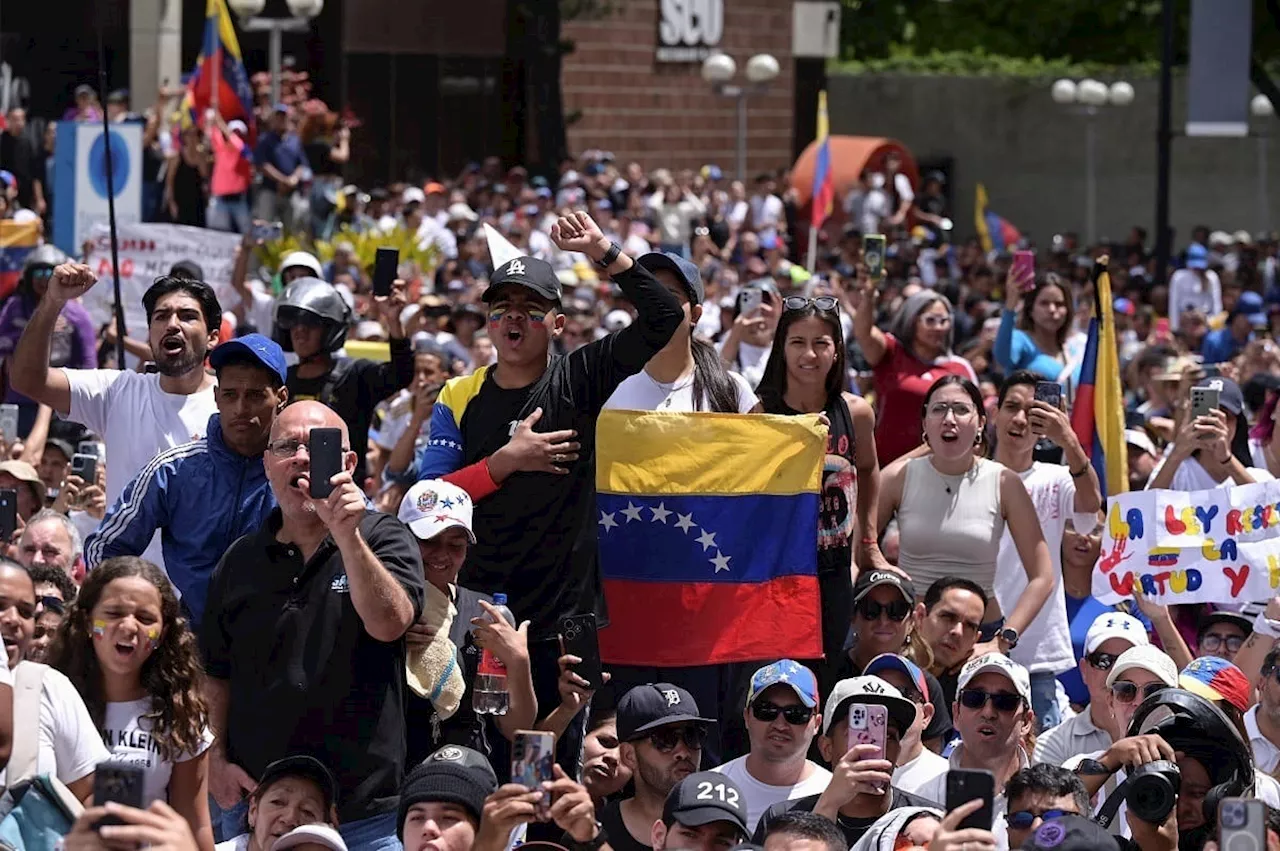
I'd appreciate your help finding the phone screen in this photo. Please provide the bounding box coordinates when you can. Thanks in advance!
[512,730,556,818]
[1034,381,1063,410]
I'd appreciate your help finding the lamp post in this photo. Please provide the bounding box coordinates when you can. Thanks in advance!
[227,0,324,107]
[1252,93,1275,234]
[1051,78,1135,246]
[701,52,780,182]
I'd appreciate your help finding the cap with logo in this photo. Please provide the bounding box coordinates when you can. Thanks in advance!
[1105,645,1179,689]
[483,256,562,305]
[637,252,705,305]
[273,824,347,851]
[824,675,916,736]
[209,333,288,386]
[617,683,714,742]
[1084,611,1149,655]
[398,479,476,544]
[1179,656,1251,713]
[956,653,1032,706]
[397,745,498,839]
[746,660,818,709]
[863,653,929,702]
[1020,814,1127,851]
[662,771,749,838]
[852,569,915,607]
[1193,376,1245,416]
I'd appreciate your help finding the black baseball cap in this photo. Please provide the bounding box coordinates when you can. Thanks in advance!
[483,256,562,304]
[1019,815,1127,851]
[663,771,749,838]
[255,755,339,814]
[617,683,715,742]
[852,570,915,606]
[638,252,704,305]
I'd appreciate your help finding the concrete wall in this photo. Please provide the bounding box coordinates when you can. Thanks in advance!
[827,73,1280,248]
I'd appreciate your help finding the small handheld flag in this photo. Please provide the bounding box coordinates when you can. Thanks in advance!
[1070,257,1128,496]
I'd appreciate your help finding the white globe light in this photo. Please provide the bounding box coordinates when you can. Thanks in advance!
[1077,79,1109,107]
[1051,78,1077,105]
[227,0,265,16]
[1108,81,1135,107]
[745,53,780,84]
[701,53,736,84]
[286,0,324,18]
[1253,93,1276,118]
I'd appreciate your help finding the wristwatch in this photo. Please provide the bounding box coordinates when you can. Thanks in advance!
[1074,758,1114,776]
[595,242,622,269]
[999,627,1020,650]
[567,823,607,851]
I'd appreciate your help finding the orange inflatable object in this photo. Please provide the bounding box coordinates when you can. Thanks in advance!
[790,136,919,211]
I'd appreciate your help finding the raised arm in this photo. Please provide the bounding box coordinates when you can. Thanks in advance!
[851,266,887,366]
[11,263,98,415]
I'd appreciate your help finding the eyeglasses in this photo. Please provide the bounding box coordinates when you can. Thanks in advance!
[1086,651,1120,671]
[1109,681,1166,704]
[37,596,65,616]
[648,725,708,753]
[926,402,977,420]
[266,438,349,458]
[1200,633,1245,654]
[782,296,838,312]
[958,688,1023,713]
[855,598,912,622]
[1006,809,1073,830]
[920,315,952,328]
[751,701,814,725]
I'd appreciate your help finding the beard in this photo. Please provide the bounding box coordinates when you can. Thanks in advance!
[637,755,696,797]
[153,339,206,376]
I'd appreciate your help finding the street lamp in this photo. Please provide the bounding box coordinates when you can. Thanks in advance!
[1051,78,1135,245]
[1252,94,1275,233]
[228,0,324,107]
[701,52,780,182]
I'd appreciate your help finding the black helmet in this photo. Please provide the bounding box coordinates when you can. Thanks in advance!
[22,244,67,277]
[272,277,351,353]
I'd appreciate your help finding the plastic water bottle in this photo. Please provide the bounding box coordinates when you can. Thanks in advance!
[473,593,514,715]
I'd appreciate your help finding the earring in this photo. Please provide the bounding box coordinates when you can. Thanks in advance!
[974,432,983,446]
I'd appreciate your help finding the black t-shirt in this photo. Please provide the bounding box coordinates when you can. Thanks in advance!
[597,800,653,851]
[200,509,425,823]
[753,788,941,847]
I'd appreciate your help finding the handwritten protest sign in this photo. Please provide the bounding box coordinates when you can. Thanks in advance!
[1095,480,1280,606]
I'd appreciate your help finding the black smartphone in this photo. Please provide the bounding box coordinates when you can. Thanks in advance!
[307,427,344,499]
[373,247,399,298]
[77,441,101,459]
[1034,381,1063,410]
[946,768,995,831]
[93,762,145,828]
[560,614,605,690]
[0,488,17,543]
[71,453,97,484]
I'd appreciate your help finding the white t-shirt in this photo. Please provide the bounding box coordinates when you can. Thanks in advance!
[1168,268,1222,331]
[892,746,948,796]
[994,462,1097,674]
[716,340,771,390]
[1246,705,1280,774]
[101,698,214,805]
[712,756,832,830]
[214,835,249,851]
[1148,452,1275,493]
[604,369,758,413]
[0,663,110,787]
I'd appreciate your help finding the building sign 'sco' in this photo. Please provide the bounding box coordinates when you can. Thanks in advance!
[657,0,725,63]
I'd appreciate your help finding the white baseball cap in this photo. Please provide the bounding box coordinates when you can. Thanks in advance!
[1105,644,1179,689]
[823,675,916,736]
[399,480,476,543]
[1084,611,1149,655]
[1124,428,1157,456]
[272,824,347,851]
[956,653,1032,705]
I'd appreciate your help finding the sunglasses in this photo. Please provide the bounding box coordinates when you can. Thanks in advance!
[751,701,814,725]
[1086,651,1120,671]
[855,598,911,622]
[782,296,838,312]
[958,688,1023,713]
[648,725,708,753]
[488,306,549,323]
[30,267,54,280]
[1200,633,1245,654]
[1109,681,1166,704]
[1007,809,1073,830]
[37,595,65,616]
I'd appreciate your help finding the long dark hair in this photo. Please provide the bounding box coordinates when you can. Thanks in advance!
[691,337,740,413]
[757,304,847,410]
[1018,273,1072,351]
[49,557,209,762]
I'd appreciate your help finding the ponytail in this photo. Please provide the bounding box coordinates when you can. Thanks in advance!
[691,337,741,413]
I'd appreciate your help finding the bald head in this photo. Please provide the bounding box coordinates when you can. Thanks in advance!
[272,401,350,446]
[265,401,356,517]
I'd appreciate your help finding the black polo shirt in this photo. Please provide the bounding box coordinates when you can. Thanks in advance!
[200,508,424,824]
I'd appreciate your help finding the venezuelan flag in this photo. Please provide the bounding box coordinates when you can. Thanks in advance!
[596,410,824,666]
[1070,257,1127,496]
[974,183,1022,253]
[180,0,256,141]
[810,91,835,229]
[0,221,39,301]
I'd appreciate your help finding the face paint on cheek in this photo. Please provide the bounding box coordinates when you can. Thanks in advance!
[92,620,107,640]
[146,627,160,651]
[487,308,508,324]
[527,308,548,323]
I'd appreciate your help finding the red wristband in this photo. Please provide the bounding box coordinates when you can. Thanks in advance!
[443,459,500,501]
[860,537,878,546]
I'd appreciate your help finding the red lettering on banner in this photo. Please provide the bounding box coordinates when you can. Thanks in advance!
[1110,571,1135,596]
[1164,505,1187,535]
[1225,564,1250,597]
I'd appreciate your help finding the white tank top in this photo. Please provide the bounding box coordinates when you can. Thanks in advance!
[897,457,1006,594]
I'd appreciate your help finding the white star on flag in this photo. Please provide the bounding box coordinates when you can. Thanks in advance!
[621,502,644,522]
[599,511,618,531]
[710,551,731,572]
[650,503,672,523]
[696,529,717,551]
[675,513,697,533]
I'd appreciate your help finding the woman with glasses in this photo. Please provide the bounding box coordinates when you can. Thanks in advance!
[1104,645,1178,738]
[852,273,976,465]
[879,375,1053,659]
[50,556,215,850]
[996,268,1081,389]
[756,296,889,688]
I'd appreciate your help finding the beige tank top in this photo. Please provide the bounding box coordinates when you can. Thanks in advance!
[897,456,1005,595]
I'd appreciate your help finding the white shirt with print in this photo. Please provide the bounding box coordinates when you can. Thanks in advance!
[712,755,831,831]
[102,698,214,805]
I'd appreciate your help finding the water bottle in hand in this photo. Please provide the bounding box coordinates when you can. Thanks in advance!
[473,593,514,716]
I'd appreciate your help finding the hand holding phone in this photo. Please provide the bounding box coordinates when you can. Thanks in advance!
[93,762,145,829]
[559,614,605,690]
[864,234,886,282]
[946,769,995,830]
[512,730,556,819]
[307,427,344,499]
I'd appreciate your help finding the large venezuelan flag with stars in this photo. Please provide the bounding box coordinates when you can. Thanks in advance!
[596,410,824,666]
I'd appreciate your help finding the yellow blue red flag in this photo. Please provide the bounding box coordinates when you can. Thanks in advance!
[810,91,834,229]
[974,183,1022,253]
[180,0,255,141]
[1070,257,1128,496]
[0,220,40,301]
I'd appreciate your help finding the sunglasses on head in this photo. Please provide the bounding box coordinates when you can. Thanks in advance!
[855,598,911,622]
[1086,650,1119,671]
[782,296,838,312]
[1200,633,1244,654]
[751,701,814,725]
[1006,809,1072,830]
[958,688,1023,713]
[1109,681,1166,704]
[648,725,708,753]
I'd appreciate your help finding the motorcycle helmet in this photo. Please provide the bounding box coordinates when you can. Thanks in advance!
[272,277,351,353]
[22,244,67,280]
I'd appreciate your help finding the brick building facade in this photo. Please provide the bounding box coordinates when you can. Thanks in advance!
[562,0,797,177]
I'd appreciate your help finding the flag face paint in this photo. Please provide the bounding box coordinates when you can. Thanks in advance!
[146,627,161,651]
[92,620,107,640]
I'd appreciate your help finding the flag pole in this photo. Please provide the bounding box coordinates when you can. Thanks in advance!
[806,225,818,274]
[96,1,126,369]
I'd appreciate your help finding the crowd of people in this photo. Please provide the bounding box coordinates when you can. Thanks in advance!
[0,80,1277,851]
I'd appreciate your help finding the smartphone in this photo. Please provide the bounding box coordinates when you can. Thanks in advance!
[252,221,283,243]
[1012,250,1036,291]
[0,404,18,442]
[512,730,556,818]
[307,427,344,499]
[71,453,97,485]
[373,247,400,298]
[848,703,888,761]
[864,234,886,281]
[77,441,101,459]
[93,762,145,828]
[0,489,16,543]
[946,768,995,831]
[1034,381,1063,410]
[737,288,763,317]
[1219,798,1265,851]
[559,614,605,690]
[1191,386,1220,419]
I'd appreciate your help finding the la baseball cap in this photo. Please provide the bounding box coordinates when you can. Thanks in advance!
[1084,611,1149,655]
[617,683,714,742]
[210,333,288,386]
[852,570,915,606]
[746,660,818,709]
[483,256,562,304]
[1106,645,1178,689]
[638,252,705,305]
[824,676,916,736]
[864,654,929,702]
[1179,656,1251,713]
[663,771,749,838]
[397,745,497,839]
[255,755,339,814]
[956,653,1032,706]
[398,480,476,544]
